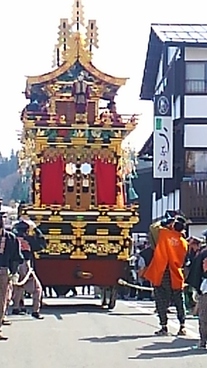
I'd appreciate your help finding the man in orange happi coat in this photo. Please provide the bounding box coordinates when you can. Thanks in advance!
[143,217,188,336]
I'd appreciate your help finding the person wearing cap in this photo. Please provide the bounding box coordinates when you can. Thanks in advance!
[11,219,45,320]
[0,212,24,341]
[143,216,188,336]
[148,210,185,251]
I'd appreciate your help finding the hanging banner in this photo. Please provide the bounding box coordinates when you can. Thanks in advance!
[153,94,173,179]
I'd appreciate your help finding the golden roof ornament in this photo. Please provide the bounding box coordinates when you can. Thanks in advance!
[52,0,99,68]
[71,0,85,31]
[85,20,99,56]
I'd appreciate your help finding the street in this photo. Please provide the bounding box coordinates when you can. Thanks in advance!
[0,294,206,368]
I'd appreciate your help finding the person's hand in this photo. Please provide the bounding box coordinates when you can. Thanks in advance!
[203,258,207,272]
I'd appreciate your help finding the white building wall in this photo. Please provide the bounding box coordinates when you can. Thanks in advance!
[185,47,207,61]
[173,95,181,120]
[152,189,180,221]
[155,56,164,94]
[184,95,207,118]
[168,46,178,64]
[184,124,207,147]
[188,224,207,237]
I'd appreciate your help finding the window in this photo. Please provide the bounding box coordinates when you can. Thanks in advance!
[185,150,207,178]
[185,62,207,93]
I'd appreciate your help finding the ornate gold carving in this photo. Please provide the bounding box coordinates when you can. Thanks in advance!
[20,4,140,250]
[56,137,64,142]
[83,243,96,253]
[118,248,129,260]
[121,228,130,238]
[48,216,63,222]
[35,183,40,191]
[82,235,122,241]
[116,156,124,209]
[83,242,121,254]
[72,228,86,238]
[24,121,35,129]
[129,216,139,224]
[48,228,61,234]
[34,193,40,207]
[71,222,87,228]
[74,113,88,123]
[70,138,88,145]
[97,216,111,222]
[35,168,41,177]
[45,241,74,255]
[59,115,66,124]
[96,229,109,235]
[70,247,87,259]
[117,222,132,229]
[45,235,76,241]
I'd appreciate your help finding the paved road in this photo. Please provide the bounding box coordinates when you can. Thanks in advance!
[0,295,207,368]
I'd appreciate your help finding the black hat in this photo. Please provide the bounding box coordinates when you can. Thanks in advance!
[165,210,176,219]
[12,220,30,236]
[161,218,175,227]
[176,216,186,224]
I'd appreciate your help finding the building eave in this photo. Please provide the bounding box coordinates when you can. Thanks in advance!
[139,28,163,101]
[138,132,153,157]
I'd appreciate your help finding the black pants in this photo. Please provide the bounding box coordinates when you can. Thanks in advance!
[198,294,207,344]
[154,270,185,326]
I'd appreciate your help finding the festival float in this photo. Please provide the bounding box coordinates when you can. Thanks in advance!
[18,0,139,308]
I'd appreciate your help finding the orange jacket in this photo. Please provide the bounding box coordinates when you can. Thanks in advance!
[143,228,188,290]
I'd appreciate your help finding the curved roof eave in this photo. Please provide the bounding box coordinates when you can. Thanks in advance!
[26,54,128,87]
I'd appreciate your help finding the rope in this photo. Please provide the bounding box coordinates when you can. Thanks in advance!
[12,268,35,287]
[118,278,190,292]
[118,278,154,291]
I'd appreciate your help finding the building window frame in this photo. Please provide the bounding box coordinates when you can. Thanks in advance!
[185,149,207,179]
[185,61,207,94]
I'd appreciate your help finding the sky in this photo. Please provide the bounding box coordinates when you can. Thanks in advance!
[0,0,207,157]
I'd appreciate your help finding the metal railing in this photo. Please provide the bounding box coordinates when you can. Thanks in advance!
[185,79,207,93]
[181,179,207,219]
[22,111,140,125]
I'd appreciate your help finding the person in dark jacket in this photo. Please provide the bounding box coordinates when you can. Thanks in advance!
[0,212,23,340]
[187,244,207,349]
[184,236,202,312]
[12,219,46,319]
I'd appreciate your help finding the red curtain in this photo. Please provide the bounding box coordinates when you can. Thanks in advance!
[94,159,116,205]
[40,156,64,205]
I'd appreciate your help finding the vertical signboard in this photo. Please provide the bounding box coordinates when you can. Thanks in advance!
[153,95,173,179]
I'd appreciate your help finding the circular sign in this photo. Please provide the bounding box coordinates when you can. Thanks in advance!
[157,96,170,115]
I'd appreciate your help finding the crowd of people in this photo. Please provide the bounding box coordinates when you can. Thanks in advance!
[1,209,207,350]
[129,213,207,349]
[0,212,46,340]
